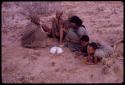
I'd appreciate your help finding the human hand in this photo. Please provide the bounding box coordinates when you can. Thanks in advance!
[83,56,96,65]
[75,51,82,56]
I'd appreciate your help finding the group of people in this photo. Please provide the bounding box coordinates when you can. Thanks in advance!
[21,11,113,65]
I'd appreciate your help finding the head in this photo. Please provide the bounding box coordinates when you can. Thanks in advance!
[80,35,89,47]
[68,16,82,28]
[87,42,98,55]
[56,11,63,19]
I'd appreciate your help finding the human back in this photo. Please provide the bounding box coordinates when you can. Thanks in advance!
[65,16,88,52]
[21,22,47,48]
[65,16,88,43]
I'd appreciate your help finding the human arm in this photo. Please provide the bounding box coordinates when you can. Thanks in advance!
[59,27,64,45]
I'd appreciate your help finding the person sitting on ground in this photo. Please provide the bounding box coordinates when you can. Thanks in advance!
[42,11,67,45]
[65,16,88,52]
[21,13,54,48]
[84,42,114,65]
[21,22,48,48]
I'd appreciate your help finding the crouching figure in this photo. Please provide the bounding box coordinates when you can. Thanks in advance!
[21,23,47,48]
[85,42,114,64]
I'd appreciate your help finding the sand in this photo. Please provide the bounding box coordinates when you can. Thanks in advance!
[2,1,123,83]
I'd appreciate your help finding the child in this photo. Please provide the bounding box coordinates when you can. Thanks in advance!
[42,11,67,45]
[75,35,90,56]
[80,35,89,56]
[51,11,64,40]
[85,42,113,64]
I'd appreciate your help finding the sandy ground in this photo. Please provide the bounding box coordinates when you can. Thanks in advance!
[2,1,123,83]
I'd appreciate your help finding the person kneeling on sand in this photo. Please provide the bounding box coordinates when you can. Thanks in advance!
[84,42,114,65]
[75,35,113,64]
[42,11,67,45]
[21,22,48,48]
[65,16,88,52]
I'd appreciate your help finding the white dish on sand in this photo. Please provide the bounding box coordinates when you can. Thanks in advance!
[50,46,63,54]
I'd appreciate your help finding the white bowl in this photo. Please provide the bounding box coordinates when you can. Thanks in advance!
[56,47,63,54]
[50,46,63,54]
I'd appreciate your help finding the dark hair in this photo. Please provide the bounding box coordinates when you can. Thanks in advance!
[88,42,98,50]
[80,35,89,42]
[69,16,82,26]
